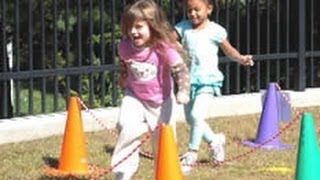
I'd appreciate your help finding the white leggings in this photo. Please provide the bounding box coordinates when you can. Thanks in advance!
[111,91,177,178]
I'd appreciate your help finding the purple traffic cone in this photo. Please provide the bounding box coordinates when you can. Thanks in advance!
[242,83,291,149]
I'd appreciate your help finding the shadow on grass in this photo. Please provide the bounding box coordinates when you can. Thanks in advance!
[103,144,114,154]
[104,143,155,160]
[43,155,59,168]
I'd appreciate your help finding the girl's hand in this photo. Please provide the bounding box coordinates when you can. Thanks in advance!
[118,76,127,88]
[176,91,190,104]
[118,60,127,88]
[118,71,127,88]
[240,55,254,66]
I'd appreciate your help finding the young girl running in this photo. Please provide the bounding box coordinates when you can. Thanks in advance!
[111,0,190,179]
[174,0,254,174]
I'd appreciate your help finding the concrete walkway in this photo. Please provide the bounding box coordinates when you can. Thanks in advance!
[0,88,319,145]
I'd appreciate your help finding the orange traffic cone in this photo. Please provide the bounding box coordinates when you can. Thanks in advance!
[156,124,183,180]
[43,96,99,177]
[58,96,88,174]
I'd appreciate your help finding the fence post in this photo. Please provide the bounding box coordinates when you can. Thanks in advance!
[0,20,13,119]
[296,0,306,91]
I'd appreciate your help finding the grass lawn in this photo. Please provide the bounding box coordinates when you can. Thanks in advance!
[0,106,319,179]
[16,89,66,116]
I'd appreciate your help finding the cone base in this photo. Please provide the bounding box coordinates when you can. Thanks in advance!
[241,140,292,150]
[43,165,105,178]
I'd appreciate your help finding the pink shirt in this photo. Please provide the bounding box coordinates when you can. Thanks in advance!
[118,38,182,106]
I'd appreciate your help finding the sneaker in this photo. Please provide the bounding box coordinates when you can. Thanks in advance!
[180,151,198,174]
[209,133,226,163]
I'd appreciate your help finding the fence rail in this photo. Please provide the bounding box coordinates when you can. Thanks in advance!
[0,0,319,118]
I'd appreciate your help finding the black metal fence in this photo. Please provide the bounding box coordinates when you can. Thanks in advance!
[0,0,319,118]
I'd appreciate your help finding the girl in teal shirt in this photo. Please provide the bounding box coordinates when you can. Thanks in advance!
[174,0,254,174]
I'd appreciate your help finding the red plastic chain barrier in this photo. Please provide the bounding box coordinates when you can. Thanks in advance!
[78,82,314,177]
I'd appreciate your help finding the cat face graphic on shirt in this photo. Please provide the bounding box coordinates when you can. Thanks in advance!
[128,59,157,81]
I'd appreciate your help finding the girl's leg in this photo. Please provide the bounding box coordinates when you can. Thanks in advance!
[183,92,225,168]
[188,93,216,150]
[182,94,216,174]
[184,99,195,126]
[111,94,148,179]
[145,96,177,176]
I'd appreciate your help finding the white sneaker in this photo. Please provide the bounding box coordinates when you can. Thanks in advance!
[209,133,226,163]
[180,151,198,174]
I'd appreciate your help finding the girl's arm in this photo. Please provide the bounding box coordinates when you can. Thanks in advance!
[171,62,190,104]
[220,39,254,66]
[172,30,181,42]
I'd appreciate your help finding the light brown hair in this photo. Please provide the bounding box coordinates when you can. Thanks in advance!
[121,0,187,62]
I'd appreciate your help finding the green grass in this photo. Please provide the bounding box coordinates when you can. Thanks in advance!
[0,106,319,179]
[16,89,66,115]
